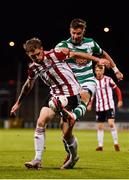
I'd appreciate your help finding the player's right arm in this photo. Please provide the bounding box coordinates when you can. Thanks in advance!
[10,78,35,116]
[55,47,110,66]
[55,41,109,66]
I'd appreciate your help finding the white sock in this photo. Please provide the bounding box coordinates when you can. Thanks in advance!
[34,126,45,160]
[97,130,104,147]
[110,127,118,144]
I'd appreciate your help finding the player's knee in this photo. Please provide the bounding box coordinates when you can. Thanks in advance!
[108,120,115,128]
[37,107,49,127]
[80,90,91,101]
[98,124,104,130]
[109,123,115,128]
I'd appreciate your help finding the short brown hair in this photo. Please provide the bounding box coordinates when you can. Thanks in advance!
[95,64,105,70]
[70,18,86,30]
[23,37,42,53]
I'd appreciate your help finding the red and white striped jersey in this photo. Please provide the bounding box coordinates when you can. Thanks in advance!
[95,75,117,111]
[28,49,81,97]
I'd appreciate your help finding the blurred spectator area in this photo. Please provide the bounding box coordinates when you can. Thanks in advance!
[0,80,128,128]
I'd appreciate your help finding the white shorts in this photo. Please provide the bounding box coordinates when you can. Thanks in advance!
[81,81,96,96]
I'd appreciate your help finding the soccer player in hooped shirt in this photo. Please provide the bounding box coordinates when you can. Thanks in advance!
[10,37,109,169]
[87,65,123,151]
[55,18,123,157]
[55,18,123,109]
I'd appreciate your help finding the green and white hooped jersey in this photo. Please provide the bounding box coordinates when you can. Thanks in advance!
[55,37,103,93]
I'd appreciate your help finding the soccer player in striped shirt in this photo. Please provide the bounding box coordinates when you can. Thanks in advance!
[55,18,123,156]
[87,64,123,151]
[10,37,109,169]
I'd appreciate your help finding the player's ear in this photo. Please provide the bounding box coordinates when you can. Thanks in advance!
[83,28,86,35]
[25,51,29,56]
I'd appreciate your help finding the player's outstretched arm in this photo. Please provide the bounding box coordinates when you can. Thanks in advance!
[10,78,35,117]
[103,50,123,81]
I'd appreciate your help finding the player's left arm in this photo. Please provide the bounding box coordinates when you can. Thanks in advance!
[114,86,123,108]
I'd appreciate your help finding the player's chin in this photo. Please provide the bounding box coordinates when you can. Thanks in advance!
[72,40,80,45]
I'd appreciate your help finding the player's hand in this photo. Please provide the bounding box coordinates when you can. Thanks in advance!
[115,71,123,81]
[10,101,21,118]
[10,111,16,118]
[117,101,123,108]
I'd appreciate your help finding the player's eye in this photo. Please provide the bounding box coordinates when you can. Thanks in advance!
[31,52,40,60]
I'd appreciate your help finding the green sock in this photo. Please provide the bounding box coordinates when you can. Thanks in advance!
[73,101,86,120]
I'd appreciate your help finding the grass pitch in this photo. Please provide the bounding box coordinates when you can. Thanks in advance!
[0,128,129,179]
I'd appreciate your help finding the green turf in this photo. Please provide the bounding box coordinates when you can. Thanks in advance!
[0,128,129,179]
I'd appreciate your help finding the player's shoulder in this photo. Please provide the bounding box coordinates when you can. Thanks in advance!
[55,39,70,48]
[83,37,94,43]
[104,75,113,80]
